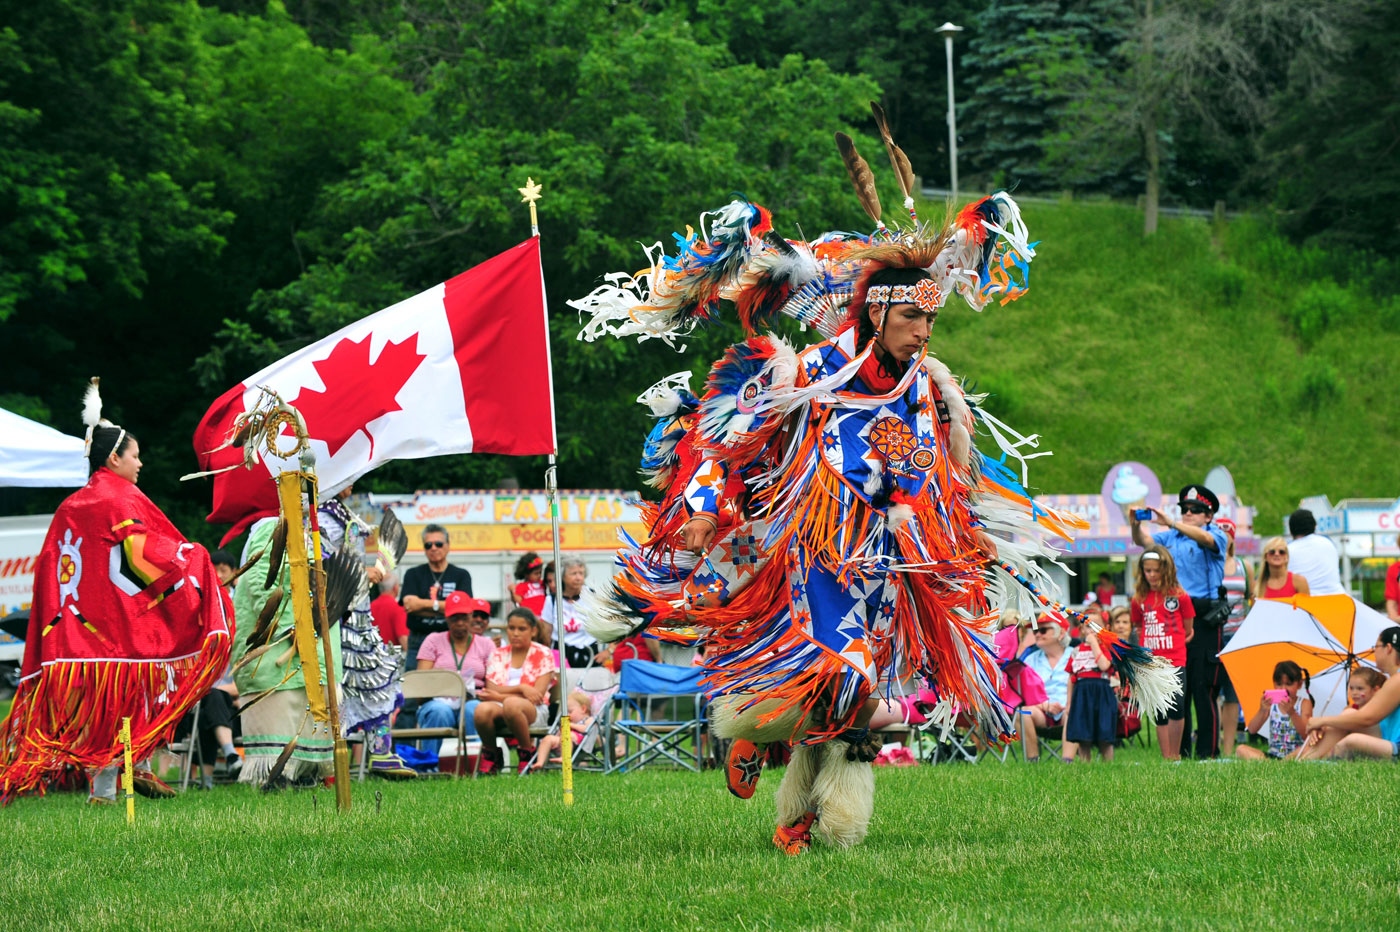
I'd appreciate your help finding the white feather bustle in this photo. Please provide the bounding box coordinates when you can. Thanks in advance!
[577,585,647,644]
[1125,655,1185,722]
[636,371,694,417]
[751,241,821,288]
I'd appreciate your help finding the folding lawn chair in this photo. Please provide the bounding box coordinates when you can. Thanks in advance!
[390,669,467,778]
[605,660,706,774]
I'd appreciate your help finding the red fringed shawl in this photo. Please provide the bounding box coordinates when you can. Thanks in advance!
[0,468,233,801]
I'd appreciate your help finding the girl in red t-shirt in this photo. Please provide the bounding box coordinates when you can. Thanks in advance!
[1131,546,1194,761]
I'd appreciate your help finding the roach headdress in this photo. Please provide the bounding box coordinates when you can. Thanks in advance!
[571,102,1035,349]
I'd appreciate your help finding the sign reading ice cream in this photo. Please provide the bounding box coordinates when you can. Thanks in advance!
[1102,462,1162,520]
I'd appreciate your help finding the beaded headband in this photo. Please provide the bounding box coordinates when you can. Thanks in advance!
[866,278,942,313]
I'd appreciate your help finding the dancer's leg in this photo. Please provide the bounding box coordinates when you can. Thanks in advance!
[811,741,874,848]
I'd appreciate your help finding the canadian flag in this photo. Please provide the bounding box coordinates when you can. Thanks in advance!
[193,238,556,543]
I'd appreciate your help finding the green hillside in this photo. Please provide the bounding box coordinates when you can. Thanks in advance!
[926,198,1400,529]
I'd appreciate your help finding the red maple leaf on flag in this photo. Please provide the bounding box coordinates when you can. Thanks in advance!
[288,334,426,458]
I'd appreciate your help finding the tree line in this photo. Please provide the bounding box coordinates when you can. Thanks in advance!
[0,0,1392,541]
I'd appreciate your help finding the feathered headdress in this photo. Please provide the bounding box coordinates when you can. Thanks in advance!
[570,101,1036,349]
[81,377,124,459]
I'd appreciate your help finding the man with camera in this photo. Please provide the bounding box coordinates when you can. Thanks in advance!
[1131,485,1229,758]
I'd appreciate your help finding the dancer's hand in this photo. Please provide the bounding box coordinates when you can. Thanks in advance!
[682,517,717,554]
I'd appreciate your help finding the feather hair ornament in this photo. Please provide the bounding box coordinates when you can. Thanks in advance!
[81,376,124,460]
[870,102,917,224]
[834,133,884,233]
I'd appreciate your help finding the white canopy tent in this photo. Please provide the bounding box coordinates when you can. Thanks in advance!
[0,407,87,488]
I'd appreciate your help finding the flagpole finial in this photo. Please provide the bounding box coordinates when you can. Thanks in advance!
[518,177,542,237]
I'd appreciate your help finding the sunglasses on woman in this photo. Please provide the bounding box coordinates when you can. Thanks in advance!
[1180,504,1210,515]
[1265,548,1287,556]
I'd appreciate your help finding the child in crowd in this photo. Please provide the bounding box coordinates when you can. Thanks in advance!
[512,552,547,616]
[1108,606,1135,645]
[1130,547,1193,761]
[1237,661,1313,759]
[1064,627,1117,761]
[524,689,593,773]
[1346,667,1386,734]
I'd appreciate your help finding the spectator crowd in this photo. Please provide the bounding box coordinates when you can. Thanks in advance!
[157,498,1400,789]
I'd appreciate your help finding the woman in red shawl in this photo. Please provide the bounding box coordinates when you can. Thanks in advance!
[0,380,233,804]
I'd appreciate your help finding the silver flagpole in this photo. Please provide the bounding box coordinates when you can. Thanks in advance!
[519,177,573,805]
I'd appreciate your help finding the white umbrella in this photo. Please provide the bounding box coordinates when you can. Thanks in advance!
[1219,594,1389,728]
[0,407,87,488]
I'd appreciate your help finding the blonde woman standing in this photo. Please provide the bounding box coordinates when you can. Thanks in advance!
[1256,536,1310,599]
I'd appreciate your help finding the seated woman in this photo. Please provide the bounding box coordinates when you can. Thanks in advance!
[414,592,494,759]
[1299,626,1400,760]
[1020,616,1076,762]
[474,607,557,775]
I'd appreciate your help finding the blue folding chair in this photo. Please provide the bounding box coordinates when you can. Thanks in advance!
[605,660,707,774]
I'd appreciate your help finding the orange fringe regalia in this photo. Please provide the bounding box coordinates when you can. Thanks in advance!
[0,468,233,801]
[574,189,1084,745]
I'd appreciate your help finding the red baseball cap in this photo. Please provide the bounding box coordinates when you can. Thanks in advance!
[444,591,474,617]
[1216,518,1237,538]
[469,598,492,616]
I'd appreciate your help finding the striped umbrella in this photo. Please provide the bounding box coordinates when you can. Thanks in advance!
[1219,594,1389,725]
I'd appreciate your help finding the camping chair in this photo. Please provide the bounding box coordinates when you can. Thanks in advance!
[605,660,707,774]
[918,706,982,765]
[390,669,467,778]
[172,702,201,791]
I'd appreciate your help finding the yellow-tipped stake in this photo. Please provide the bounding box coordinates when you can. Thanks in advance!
[120,717,134,825]
[549,467,574,807]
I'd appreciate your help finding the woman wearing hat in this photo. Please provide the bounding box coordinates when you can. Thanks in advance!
[415,591,495,759]
[1131,484,1227,758]
[1019,616,1076,762]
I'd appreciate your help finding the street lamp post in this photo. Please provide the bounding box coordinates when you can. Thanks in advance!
[937,22,964,204]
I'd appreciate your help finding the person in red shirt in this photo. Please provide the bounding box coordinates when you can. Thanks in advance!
[1385,536,1400,623]
[370,576,409,652]
[1131,546,1194,761]
[1094,572,1116,607]
[1064,628,1117,762]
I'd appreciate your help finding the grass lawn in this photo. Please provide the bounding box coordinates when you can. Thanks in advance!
[1,744,1396,931]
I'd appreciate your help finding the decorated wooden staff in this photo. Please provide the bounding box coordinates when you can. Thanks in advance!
[190,389,354,807]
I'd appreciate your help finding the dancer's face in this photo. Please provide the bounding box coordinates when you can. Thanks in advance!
[875,302,935,363]
[107,439,142,484]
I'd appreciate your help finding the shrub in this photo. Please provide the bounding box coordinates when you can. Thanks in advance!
[1286,279,1356,346]
[1294,357,1342,411]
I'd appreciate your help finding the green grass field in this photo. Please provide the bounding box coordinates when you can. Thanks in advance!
[2,745,1397,932]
